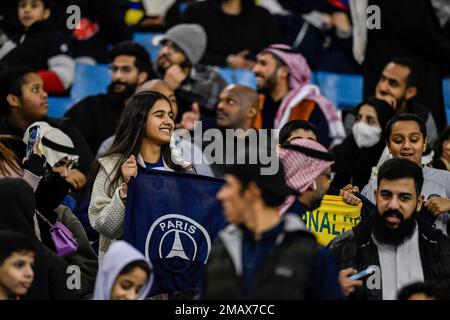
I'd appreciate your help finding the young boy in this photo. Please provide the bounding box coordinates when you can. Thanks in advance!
[0,0,75,94]
[0,230,36,300]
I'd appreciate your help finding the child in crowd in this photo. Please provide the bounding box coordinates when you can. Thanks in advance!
[0,0,75,94]
[0,67,93,185]
[93,241,153,300]
[0,230,36,300]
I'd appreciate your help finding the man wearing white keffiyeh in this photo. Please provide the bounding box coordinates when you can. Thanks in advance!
[329,158,450,300]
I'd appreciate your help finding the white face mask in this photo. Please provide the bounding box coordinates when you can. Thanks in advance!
[352,121,382,148]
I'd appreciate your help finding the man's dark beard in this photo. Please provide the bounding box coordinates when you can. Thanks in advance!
[107,81,137,104]
[372,209,417,246]
[256,72,277,96]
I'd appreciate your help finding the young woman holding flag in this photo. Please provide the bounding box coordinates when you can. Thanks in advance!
[88,91,195,261]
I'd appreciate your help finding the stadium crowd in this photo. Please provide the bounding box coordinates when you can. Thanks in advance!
[0,0,449,301]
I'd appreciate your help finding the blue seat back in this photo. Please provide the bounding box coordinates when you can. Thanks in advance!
[70,63,110,103]
[312,71,363,110]
[133,32,163,61]
[48,97,75,118]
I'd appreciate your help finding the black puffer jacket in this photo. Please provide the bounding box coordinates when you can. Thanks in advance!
[328,212,450,300]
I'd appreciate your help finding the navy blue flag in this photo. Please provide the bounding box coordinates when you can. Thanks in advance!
[124,167,226,295]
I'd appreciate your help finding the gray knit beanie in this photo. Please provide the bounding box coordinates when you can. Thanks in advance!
[160,24,207,65]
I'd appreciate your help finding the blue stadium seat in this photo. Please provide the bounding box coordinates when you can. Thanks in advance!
[443,78,450,125]
[70,63,110,103]
[217,67,256,88]
[312,71,363,110]
[133,32,163,61]
[48,97,75,118]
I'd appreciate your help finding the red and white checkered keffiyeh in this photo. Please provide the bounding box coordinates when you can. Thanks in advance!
[278,139,334,214]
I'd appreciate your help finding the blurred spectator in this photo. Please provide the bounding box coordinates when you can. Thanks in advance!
[277,0,361,74]
[0,178,78,299]
[331,98,395,190]
[181,0,280,69]
[431,0,450,39]
[344,58,439,145]
[164,0,197,29]
[70,0,132,64]
[204,154,343,299]
[397,282,442,300]
[131,0,176,32]
[0,230,36,300]
[253,44,345,148]
[155,24,226,126]
[65,41,154,155]
[0,0,75,95]
[432,126,450,171]
[358,0,450,131]
[0,67,93,180]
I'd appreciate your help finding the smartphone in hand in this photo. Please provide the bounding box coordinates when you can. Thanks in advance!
[26,125,40,158]
[349,266,375,281]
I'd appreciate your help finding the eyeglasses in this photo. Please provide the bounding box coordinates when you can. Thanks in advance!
[321,171,335,182]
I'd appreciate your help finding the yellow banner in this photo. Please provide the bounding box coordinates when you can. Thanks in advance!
[301,195,362,246]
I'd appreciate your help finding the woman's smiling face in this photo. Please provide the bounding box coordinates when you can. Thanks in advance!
[145,99,174,145]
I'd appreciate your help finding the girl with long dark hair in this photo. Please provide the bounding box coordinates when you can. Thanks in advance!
[89,91,195,261]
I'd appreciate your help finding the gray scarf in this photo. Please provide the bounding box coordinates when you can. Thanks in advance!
[372,225,424,300]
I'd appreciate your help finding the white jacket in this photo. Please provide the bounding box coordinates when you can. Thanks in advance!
[88,153,173,261]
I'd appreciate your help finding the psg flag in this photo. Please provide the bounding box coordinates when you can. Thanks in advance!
[124,167,226,295]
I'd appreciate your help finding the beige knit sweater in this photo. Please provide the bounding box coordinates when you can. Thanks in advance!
[88,154,174,261]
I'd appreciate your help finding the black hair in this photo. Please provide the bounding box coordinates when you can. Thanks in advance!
[389,57,418,88]
[0,230,36,265]
[271,53,285,70]
[278,120,319,144]
[119,260,151,279]
[377,158,424,196]
[385,113,427,142]
[397,282,441,300]
[0,67,36,117]
[18,0,52,9]
[225,154,296,208]
[0,135,25,177]
[433,125,450,160]
[109,41,156,80]
[88,91,195,197]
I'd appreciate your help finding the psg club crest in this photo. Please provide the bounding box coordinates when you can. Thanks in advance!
[145,214,212,270]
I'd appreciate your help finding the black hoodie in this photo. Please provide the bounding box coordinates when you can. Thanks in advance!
[181,0,280,66]
[0,178,77,300]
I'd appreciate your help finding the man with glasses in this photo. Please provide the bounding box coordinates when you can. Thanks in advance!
[66,41,154,155]
[155,24,227,128]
